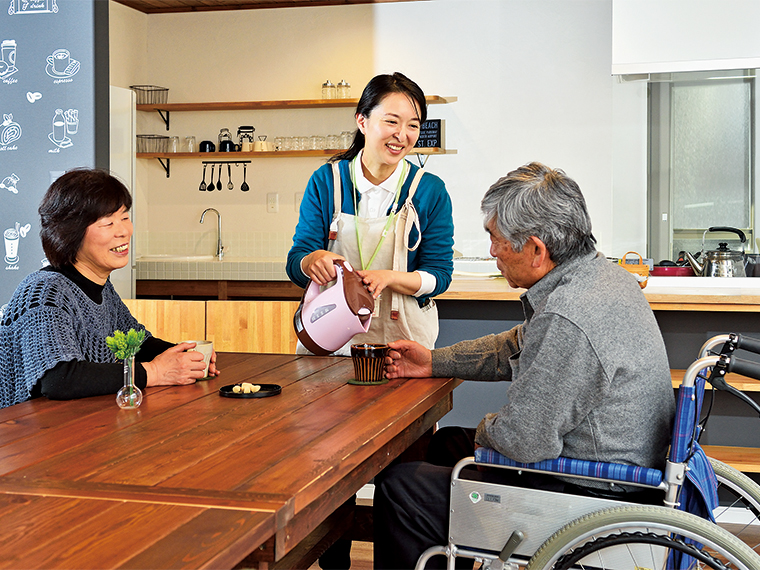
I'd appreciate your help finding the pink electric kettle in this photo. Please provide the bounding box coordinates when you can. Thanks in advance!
[293,259,375,355]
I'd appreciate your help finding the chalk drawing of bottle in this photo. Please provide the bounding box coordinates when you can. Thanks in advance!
[49,108,72,148]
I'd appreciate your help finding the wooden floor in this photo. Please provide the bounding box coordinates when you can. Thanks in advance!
[307,541,372,570]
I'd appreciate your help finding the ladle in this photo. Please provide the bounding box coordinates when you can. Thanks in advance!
[199,163,207,191]
[241,164,249,192]
[227,164,233,190]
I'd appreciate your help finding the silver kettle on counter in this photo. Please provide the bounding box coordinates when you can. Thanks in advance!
[685,226,747,277]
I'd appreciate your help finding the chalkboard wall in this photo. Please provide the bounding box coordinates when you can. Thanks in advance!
[0,0,109,312]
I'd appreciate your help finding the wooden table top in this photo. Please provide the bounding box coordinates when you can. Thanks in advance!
[0,353,459,569]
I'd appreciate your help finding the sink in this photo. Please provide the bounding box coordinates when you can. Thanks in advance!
[138,254,216,261]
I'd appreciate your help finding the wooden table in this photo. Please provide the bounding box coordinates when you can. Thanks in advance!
[0,353,459,569]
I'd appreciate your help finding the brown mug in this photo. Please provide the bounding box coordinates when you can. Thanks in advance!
[350,343,389,384]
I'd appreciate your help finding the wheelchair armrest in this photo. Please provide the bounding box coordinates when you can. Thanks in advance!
[474,448,664,487]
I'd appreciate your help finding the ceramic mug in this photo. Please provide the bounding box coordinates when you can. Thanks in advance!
[186,340,213,378]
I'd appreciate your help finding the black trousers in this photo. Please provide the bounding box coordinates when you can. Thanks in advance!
[372,426,661,570]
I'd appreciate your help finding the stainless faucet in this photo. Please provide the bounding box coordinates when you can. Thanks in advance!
[199,208,224,260]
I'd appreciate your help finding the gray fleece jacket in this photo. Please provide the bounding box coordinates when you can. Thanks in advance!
[432,251,675,473]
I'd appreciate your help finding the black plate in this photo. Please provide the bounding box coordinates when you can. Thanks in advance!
[219,383,282,398]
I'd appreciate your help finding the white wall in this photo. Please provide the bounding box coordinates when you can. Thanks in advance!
[110,0,648,260]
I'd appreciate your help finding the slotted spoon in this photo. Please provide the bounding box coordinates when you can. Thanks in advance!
[199,163,207,191]
[241,164,249,192]
[227,164,233,190]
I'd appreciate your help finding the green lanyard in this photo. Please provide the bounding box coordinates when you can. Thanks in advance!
[350,156,408,271]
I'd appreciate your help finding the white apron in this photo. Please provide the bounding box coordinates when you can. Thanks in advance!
[296,160,439,355]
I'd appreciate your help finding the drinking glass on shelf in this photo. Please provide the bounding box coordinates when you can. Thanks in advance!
[315,135,327,149]
[298,136,310,151]
[326,134,339,149]
[274,137,284,151]
[340,131,353,149]
[169,136,179,153]
[185,136,196,153]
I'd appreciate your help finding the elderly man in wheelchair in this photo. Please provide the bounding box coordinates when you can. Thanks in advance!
[376,163,760,570]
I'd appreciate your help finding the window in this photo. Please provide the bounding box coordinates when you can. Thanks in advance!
[648,71,754,263]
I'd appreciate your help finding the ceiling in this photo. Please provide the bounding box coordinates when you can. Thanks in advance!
[113,0,421,14]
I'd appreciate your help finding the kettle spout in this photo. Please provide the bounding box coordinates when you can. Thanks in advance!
[684,251,704,276]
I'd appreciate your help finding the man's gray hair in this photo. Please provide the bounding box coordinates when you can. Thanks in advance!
[480,162,596,265]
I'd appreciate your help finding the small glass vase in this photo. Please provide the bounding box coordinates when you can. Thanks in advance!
[116,355,143,409]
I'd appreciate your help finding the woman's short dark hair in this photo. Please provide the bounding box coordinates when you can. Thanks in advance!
[330,72,427,163]
[39,169,132,268]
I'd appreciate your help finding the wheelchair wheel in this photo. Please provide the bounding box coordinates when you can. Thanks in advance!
[710,457,760,556]
[526,505,760,570]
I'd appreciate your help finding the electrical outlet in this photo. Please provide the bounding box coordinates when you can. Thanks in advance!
[267,192,279,213]
[295,192,303,212]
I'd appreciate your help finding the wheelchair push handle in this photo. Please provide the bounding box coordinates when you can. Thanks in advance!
[700,332,760,358]
[726,355,760,380]
[713,355,760,417]
[733,333,760,355]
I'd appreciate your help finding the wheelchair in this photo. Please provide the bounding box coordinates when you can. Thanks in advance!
[415,333,760,570]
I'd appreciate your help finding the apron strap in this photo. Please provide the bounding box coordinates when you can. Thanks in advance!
[329,162,342,241]
[391,168,426,320]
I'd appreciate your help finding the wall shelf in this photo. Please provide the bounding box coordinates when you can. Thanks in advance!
[137,95,458,129]
[136,95,457,176]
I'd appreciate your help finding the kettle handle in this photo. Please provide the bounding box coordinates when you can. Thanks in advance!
[707,226,746,243]
[302,260,345,305]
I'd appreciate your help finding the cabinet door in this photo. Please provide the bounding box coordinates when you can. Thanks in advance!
[123,299,206,343]
[206,301,299,354]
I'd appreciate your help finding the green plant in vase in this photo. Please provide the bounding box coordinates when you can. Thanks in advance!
[107,328,145,409]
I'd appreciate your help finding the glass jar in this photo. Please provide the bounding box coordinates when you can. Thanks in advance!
[169,136,179,153]
[337,80,351,99]
[185,136,196,153]
[218,128,233,146]
[322,80,336,99]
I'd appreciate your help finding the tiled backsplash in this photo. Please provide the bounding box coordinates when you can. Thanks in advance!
[136,231,293,259]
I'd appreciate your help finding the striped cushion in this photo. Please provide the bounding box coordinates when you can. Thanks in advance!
[474,448,664,487]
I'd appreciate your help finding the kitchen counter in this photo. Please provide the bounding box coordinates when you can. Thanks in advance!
[136,256,760,309]
[439,275,760,311]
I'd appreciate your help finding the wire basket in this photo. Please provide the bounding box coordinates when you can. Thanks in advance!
[130,85,169,105]
[136,134,170,153]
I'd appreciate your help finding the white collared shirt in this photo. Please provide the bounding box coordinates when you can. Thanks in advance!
[354,151,434,297]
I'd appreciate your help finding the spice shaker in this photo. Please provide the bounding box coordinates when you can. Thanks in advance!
[322,80,336,99]
[337,80,351,99]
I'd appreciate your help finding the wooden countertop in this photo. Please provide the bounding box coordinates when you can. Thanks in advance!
[438,276,760,311]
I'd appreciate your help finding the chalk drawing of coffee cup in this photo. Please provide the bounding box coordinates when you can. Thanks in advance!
[1,114,21,145]
[0,40,18,79]
[45,49,80,78]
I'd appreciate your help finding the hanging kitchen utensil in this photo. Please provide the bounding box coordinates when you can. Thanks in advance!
[617,251,649,289]
[227,164,233,190]
[216,164,223,191]
[684,226,747,277]
[199,163,207,191]
[241,163,249,192]
[208,164,215,192]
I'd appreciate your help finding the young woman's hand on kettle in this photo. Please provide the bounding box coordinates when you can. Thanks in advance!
[356,269,422,298]
[302,250,345,285]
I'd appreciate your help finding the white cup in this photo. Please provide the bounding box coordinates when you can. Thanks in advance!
[186,340,213,378]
